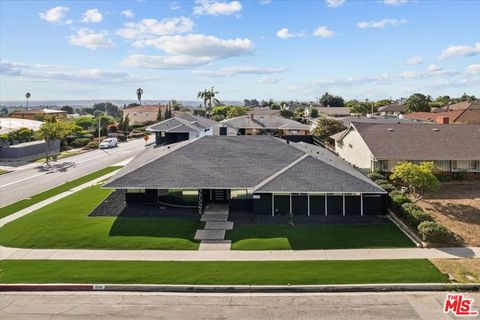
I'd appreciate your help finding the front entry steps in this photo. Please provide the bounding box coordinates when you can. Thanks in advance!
[195,204,232,251]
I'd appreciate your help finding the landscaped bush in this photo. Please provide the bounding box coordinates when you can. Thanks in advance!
[82,133,94,140]
[71,138,91,148]
[389,190,411,208]
[108,132,126,141]
[374,179,389,185]
[367,172,385,180]
[376,182,396,193]
[417,221,450,243]
[85,141,99,149]
[452,171,468,181]
[400,203,433,228]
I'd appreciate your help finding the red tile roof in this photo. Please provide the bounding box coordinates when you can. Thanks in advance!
[404,110,465,123]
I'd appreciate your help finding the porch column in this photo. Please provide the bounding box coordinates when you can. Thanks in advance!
[343,194,346,216]
[325,195,328,216]
[360,193,364,216]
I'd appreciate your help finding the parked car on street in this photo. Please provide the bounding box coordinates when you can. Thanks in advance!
[99,138,118,149]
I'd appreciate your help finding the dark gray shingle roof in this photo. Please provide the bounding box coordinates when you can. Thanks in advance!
[146,113,217,133]
[221,115,308,130]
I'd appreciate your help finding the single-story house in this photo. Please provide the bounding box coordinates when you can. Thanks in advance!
[0,118,44,134]
[220,113,310,136]
[405,103,480,124]
[331,122,480,174]
[122,105,167,125]
[337,115,417,127]
[311,107,351,118]
[146,113,217,145]
[434,100,479,112]
[378,104,405,116]
[104,136,387,216]
[9,108,67,120]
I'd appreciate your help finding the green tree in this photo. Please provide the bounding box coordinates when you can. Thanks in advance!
[74,116,95,130]
[156,106,163,121]
[211,105,228,119]
[60,105,74,114]
[346,100,377,115]
[312,116,347,145]
[197,87,220,118]
[375,99,392,107]
[226,106,247,118]
[460,93,476,102]
[390,161,440,197]
[319,92,345,108]
[136,88,144,105]
[309,108,319,118]
[36,119,75,165]
[25,92,31,110]
[280,109,294,119]
[404,93,431,113]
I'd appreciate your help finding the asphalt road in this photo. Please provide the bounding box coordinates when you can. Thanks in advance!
[0,137,149,207]
[2,291,477,319]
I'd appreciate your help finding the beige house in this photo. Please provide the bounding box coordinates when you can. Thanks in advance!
[10,108,67,121]
[122,105,167,125]
[331,122,480,174]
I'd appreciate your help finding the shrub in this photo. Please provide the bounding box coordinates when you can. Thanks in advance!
[368,172,385,180]
[389,191,411,208]
[82,133,94,140]
[71,138,91,148]
[374,179,389,185]
[377,182,396,193]
[389,190,404,198]
[417,221,450,243]
[85,141,99,149]
[452,171,467,181]
[400,203,433,228]
[108,132,126,141]
[437,175,452,182]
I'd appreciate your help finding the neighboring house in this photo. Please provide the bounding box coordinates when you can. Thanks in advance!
[104,136,387,216]
[404,110,465,124]
[434,100,480,112]
[0,139,60,161]
[405,103,480,124]
[331,122,480,174]
[9,108,67,120]
[311,107,351,118]
[248,108,281,116]
[122,105,166,125]
[220,113,310,136]
[378,104,405,116]
[311,115,417,131]
[146,113,217,145]
[0,118,44,134]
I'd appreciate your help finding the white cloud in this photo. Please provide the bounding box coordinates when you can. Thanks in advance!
[121,10,135,18]
[406,56,423,65]
[325,0,345,8]
[438,42,480,60]
[427,64,441,72]
[192,65,286,77]
[465,64,480,75]
[68,29,115,50]
[258,77,280,84]
[383,0,408,6]
[193,0,242,16]
[357,18,407,29]
[170,2,181,10]
[260,0,272,4]
[65,19,73,25]
[81,9,103,23]
[39,6,69,23]
[313,26,334,38]
[122,34,254,69]
[276,28,304,39]
[117,17,194,39]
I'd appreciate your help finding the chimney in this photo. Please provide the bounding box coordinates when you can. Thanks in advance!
[436,116,449,124]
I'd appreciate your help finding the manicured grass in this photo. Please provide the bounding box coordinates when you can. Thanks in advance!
[226,224,415,250]
[0,185,202,250]
[0,169,8,175]
[0,166,121,219]
[0,259,448,285]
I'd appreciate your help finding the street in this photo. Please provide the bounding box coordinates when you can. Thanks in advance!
[0,137,149,207]
[1,291,477,319]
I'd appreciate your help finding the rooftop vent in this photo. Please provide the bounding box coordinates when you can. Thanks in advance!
[433,128,440,132]
[387,128,394,131]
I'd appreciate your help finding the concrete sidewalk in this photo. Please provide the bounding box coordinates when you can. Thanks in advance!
[1,245,479,261]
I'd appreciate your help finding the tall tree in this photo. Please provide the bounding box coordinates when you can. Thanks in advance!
[404,93,431,113]
[36,119,74,165]
[197,87,220,118]
[313,116,347,146]
[60,105,74,114]
[346,100,377,115]
[136,88,144,105]
[156,106,163,121]
[25,92,31,110]
[319,92,345,108]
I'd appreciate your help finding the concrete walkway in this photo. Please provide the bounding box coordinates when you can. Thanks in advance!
[196,204,233,251]
[2,245,479,261]
[0,169,120,228]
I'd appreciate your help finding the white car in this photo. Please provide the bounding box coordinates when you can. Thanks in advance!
[99,138,118,149]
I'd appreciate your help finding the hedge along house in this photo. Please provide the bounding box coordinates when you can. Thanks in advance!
[104,136,387,217]
[146,113,218,145]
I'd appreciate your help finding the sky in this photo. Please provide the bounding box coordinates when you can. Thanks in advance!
[0,0,479,103]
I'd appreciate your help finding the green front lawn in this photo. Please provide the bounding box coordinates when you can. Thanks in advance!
[226,224,414,250]
[0,185,202,250]
[0,259,447,285]
[0,166,121,219]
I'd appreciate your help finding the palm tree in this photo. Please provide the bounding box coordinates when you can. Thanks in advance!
[25,92,31,110]
[136,88,143,105]
[197,87,219,118]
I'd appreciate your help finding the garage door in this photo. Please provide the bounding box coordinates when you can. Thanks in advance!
[363,194,382,215]
[309,195,325,215]
[345,195,361,215]
[273,195,290,216]
[327,195,343,215]
[292,194,308,216]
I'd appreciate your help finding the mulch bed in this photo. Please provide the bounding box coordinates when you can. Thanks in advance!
[89,190,198,219]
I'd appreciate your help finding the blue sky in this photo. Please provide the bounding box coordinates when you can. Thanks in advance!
[1,0,479,102]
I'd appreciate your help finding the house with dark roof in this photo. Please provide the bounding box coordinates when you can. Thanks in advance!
[146,113,217,145]
[405,102,480,124]
[310,107,351,118]
[220,113,310,136]
[378,104,405,116]
[331,123,480,173]
[104,136,387,216]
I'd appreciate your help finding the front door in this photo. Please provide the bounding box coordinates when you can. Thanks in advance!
[208,189,230,203]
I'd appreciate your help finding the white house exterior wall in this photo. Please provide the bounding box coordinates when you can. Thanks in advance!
[335,129,373,170]
[189,127,213,140]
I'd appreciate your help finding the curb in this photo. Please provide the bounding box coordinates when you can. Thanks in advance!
[1,283,479,293]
